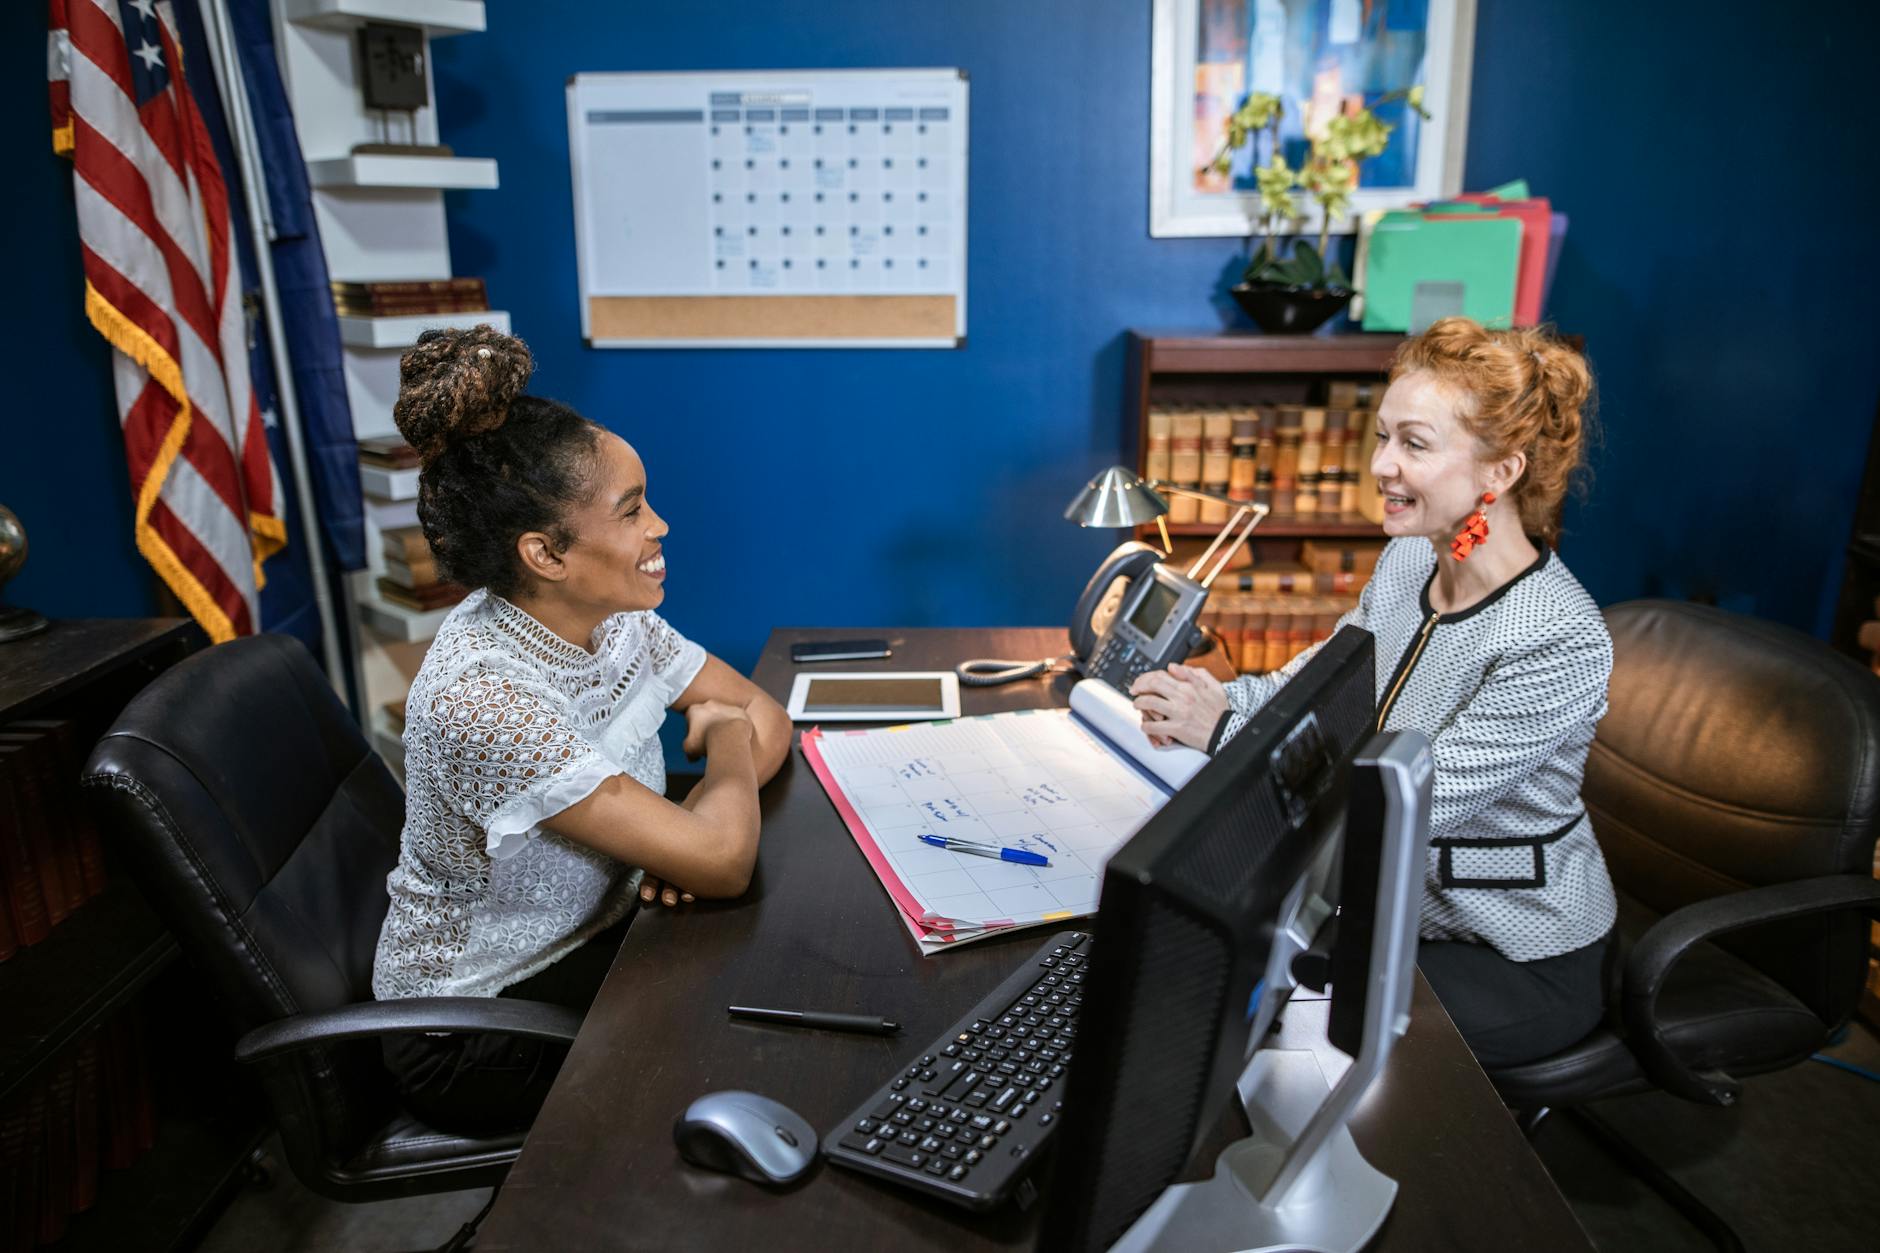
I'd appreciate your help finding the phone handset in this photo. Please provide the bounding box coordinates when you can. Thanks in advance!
[956,541,1166,688]
[1068,541,1162,663]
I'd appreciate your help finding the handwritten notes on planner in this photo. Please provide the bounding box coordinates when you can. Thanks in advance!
[801,709,1173,953]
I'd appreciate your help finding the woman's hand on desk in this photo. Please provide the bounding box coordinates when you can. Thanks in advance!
[682,700,753,760]
[640,875,694,907]
[1130,664,1229,751]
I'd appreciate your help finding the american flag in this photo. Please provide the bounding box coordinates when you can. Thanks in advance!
[49,0,284,642]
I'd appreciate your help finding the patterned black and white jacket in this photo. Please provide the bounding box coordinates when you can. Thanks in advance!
[1214,537,1618,962]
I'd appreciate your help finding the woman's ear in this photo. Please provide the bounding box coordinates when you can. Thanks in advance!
[516,531,567,583]
[1487,449,1527,498]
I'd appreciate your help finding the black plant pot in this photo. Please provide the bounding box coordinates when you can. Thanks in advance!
[1230,283,1354,335]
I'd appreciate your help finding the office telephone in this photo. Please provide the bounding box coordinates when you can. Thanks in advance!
[956,541,1210,690]
[1068,541,1210,691]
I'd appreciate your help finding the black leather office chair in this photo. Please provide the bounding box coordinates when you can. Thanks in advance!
[1487,601,1880,1251]
[81,633,581,1250]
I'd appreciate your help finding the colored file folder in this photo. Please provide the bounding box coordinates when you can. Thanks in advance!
[1359,211,1522,333]
[1446,194,1552,326]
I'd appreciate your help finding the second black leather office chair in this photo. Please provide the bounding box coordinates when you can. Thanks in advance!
[1487,600,1880,1251]
[82,633,582,1250]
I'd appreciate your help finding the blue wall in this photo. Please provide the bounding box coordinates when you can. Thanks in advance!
[9,0,1879,673]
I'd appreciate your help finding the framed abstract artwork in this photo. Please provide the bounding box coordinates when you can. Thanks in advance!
[1150,0,1477,237]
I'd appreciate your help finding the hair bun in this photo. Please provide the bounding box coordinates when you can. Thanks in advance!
[392,324,534,461]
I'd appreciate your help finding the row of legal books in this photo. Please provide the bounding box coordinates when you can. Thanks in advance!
[378,525,468,614]
[1145,402,1385,526]
[1199,593,1363,676]
[332,277,488,317]
[0,720,109,962]
[1,1009,157,1252]
[1167,538,1386,582]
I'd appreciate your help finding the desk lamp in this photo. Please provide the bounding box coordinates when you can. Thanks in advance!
[1063,466,1269,589]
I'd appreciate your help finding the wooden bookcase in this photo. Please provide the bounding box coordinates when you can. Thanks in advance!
[1125,331,1399,673]
[0,619,265,1252]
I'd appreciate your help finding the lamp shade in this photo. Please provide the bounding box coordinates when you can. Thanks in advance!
[1063,466,1168,528]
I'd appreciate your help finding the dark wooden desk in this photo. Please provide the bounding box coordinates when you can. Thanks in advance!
[479,628,1590,1252]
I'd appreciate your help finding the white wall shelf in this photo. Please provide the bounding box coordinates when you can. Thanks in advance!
[370,710,406,777]
[308,154,499,190]
[338,308,510,349]
[358,589,456,643]
[283,0,485,37]
[359,463,419,501]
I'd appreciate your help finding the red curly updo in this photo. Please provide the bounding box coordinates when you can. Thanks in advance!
[1388,318,1596,544]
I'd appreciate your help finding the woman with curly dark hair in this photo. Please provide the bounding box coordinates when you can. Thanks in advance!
[370,325,789,1134]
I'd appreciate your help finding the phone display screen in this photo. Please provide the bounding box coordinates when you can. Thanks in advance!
[802,677,946,714]
[1127,578,1181,640]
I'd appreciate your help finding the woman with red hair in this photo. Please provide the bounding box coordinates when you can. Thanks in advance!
[1132,317,1617,1069]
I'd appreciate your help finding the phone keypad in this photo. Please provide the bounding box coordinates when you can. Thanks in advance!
[1091,637,1156,689]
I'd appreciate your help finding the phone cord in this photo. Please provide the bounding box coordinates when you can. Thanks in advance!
[955,655,1077,687]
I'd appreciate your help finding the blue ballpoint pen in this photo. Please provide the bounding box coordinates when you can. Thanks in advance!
[918,833,1051,867]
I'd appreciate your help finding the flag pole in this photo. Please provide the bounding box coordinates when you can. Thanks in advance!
[197,0,350,708]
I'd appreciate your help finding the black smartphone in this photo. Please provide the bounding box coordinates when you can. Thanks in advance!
[790,638,893,663]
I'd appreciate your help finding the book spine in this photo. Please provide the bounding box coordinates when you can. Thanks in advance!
[1142,407,1171,486]
[0,757,56,941]
[1168,409,1202,525]
[331,277,487,297]
[1199,411,1232,525]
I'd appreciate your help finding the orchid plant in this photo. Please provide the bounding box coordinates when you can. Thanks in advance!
[1205,85,1431,293]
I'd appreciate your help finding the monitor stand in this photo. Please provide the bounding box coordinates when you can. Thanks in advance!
[1109,730,1434,1253]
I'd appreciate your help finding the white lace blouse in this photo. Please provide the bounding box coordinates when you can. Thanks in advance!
[372,589,706,1000]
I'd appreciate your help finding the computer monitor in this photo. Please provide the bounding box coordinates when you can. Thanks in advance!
[1038,626,1380,1253]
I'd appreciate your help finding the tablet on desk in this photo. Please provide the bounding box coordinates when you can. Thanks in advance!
[785,672,960,722]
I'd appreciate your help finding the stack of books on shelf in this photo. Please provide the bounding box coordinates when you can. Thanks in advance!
[331,277,489,318]
[1143,379,1387,527]
[0,721,110,963]
[358,435,420,473]
[0,1008,159,1250]
[377,525,468,615]
[1196,540,1385,676]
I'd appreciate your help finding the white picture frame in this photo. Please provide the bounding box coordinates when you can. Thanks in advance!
[1149,0,1477,239]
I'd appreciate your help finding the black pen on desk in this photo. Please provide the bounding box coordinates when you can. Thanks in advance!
[727,1006,902,1035]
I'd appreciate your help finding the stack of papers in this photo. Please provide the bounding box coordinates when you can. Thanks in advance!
[801,682,1206,954]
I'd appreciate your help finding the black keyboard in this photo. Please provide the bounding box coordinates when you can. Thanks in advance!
[822,930,1090,1211]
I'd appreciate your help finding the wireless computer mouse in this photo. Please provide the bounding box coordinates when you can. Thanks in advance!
[673,1090,819,1185]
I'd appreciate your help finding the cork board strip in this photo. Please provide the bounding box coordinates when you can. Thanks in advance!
[588,295,957,342]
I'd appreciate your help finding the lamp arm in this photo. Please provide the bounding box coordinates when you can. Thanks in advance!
[1144,479,1241,508]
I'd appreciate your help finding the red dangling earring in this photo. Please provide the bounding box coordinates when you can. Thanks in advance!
[1450,491,1496,561]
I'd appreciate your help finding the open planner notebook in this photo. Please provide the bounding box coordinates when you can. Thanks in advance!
[801,681,1209,953]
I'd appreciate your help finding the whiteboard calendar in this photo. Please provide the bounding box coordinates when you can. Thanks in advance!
[566,69,969,348]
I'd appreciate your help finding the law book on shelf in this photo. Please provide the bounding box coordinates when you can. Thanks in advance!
[335,295,491,316]
[376,578,469,612]
[0,730,91,915]
[1299,538,1386,576]
[1212,567,1361,596]
[0,740,77,926]
[382,553,441,588]
[382,524,432,562]
[332,277,488,299]
[0,759,52,949]
[9,720,108,900]
[357,436,422,469]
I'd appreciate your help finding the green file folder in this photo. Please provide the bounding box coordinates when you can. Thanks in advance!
[1360,211,1523,333]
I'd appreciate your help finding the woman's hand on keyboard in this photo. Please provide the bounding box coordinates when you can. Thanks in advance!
[1130,664,1229,750]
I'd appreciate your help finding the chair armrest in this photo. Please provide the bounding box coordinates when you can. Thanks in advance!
[1623,873,1880,1106]
[234,996,584,1066]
